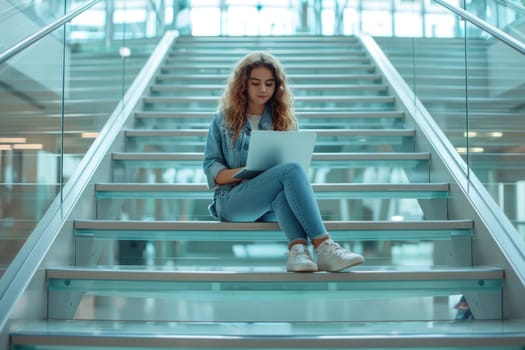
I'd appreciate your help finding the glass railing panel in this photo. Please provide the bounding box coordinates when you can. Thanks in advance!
[463,20,525,240]
[383,2,525,241]
[369,3,472,271]
[61,0,166,177]
[0,23,65,270]
[0,0,164,278]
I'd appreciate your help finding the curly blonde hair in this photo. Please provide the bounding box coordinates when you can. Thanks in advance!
[219,51,297,141]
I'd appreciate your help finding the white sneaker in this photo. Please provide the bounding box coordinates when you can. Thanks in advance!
[287,244,318,272]
[316,239,364,272]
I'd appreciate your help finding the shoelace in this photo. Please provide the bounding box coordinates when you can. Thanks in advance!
[289,245,312,259]
[320,241,346,257]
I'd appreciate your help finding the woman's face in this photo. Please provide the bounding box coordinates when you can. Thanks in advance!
[246,66,276,113]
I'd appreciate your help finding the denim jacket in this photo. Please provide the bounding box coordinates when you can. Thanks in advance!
[203,107,274,218]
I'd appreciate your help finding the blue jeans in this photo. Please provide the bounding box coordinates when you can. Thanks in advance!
[215,162,329,244]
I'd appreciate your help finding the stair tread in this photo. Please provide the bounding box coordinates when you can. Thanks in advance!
[95,183,448,191]
[135,110,405,118]
[170,48,364,54]
[112,152,428,160]
[151,83,385,89]
[175,34,358,41]
[75,219,472,230]
[167,55,366,62]
[162,62,374,68]
[124,128,416,136]
[74,219,472,241]
[47,265,503,281]
[157,73,383,80]
[94,183,449,200]
[11,319,525,348]
[143,95,396,102]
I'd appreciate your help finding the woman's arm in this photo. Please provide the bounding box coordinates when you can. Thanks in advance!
[214,168,243,185]
[203,112,244,188]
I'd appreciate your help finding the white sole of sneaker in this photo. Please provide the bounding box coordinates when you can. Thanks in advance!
[318,256,364,272]
[287,264,318,273]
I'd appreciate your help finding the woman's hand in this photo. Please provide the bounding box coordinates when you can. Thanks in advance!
[214,168,244,185]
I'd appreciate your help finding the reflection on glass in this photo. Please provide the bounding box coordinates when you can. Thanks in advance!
[0,0,161,274]
[0,29,64,268]
[376,2,525,242]
[465,19,525,238]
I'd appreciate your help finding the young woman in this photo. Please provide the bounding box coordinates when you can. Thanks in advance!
[203,51,364,272]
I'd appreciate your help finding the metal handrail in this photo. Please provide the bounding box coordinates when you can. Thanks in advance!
[495,0,525,15]
[0,0,102,64]
[434,0,525,55]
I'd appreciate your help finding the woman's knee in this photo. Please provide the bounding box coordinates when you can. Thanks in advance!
[281,162,303,173]
[272,162,305,179]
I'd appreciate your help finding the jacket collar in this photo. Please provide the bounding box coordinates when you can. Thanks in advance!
[245,105,273,131]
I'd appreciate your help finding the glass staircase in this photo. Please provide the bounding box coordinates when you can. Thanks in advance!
[8,35,525,349]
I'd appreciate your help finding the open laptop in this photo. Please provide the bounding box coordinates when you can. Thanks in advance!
[233,130,317,179]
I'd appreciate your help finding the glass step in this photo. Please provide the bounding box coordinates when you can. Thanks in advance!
[160,65,376,74]
[170,47,365,55]
[45,266,501,322]
[167,55,381,64]
[168,45,367,55]
[156,73,384,84]
[143,104,396,112]
[124,128,415,138]
[172,43,362,50]
[175,35,359,43]
[165,54,370,63]
[164,58,371,65]
[83,242,444,268]
[96,198,428,222]
[11,319,525,349]
[150,83,388,96]
[173,41,360,48]
[46,265,503,297]
[111,154,427,183]
[142,95,396,110]
[94,183,449,200]
[112,152,428,169]
[112,167,424,184]
[134,110,405,129]
[123,129,416,152]
[74,219,472,241]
